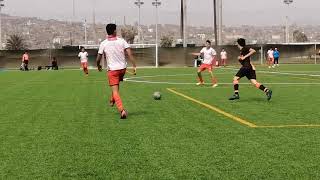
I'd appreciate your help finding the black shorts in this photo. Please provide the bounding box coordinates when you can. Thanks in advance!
[23,60,29,65]
[235,67,256,80]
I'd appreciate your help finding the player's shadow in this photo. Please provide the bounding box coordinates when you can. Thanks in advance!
[113,110,150,117]
[239,97,273,103]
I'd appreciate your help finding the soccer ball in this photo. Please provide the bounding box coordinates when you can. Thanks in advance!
[153,92,161,100]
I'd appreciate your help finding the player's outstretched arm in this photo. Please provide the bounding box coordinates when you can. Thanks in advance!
[125,48,137,75]
[96,53,103,71]
[240,48,256,60]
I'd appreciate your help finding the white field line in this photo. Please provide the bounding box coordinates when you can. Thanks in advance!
[222,67,320,77]
[124,70,320,85]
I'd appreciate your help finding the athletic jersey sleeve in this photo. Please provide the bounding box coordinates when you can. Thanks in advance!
[85,52,89,57]
[98,42,105,55]
[78,52,81,57]
[123,39,130,49]
[211,49,217,56]
[200,48,205,54]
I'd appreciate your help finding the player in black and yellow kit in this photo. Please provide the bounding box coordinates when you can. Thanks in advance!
[229,38,272,101]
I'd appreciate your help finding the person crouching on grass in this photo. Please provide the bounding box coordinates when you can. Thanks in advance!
[96,23,137,119]
[229,38,272,101]
[193,40,218,88]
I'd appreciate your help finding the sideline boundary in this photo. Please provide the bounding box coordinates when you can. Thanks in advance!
[167,88,320,129]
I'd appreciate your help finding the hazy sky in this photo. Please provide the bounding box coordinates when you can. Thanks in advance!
[2,0,319,26]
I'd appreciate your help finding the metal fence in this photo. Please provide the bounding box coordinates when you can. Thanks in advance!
[1,43,320,69]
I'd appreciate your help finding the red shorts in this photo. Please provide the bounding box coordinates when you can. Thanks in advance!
[108,69,126,86]
[268,58,274,62]
[81,62,88,69]
[198,64,213,72]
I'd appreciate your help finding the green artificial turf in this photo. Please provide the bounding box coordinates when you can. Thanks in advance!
[1,65,320,179]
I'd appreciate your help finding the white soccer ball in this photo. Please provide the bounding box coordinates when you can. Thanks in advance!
[153,92,161,100]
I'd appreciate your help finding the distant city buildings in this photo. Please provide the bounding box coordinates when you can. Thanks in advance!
[1,14,320,49]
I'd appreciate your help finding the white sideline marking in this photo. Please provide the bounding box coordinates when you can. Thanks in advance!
[222,67,320,77]
[124,73,320,85]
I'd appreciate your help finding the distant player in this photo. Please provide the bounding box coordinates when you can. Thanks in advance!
[96,23,137,119]
[267,48,274,68]
[21,51,29,71]
[273,48,280,67]
[229,38,272,101]
[194,40,218,88]
[220,48,227,67]
[78,47,89,75]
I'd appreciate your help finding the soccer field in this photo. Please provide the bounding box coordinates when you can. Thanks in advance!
[1,65,320,179]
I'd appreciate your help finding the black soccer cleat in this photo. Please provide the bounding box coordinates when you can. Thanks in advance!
[120,110,127,119]
[266,90,273,101]
[229,94,240,100]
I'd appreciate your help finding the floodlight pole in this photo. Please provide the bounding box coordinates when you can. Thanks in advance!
[180,0,187,48]
[283,0,293,43]
[0,0,4,50]
[134,0,144,43]
[315,43,317,64]
[84,19,87,45]
[71,0,75,45]
[218,0,222,45]
[213,0,218,46]
[152,0,161,68]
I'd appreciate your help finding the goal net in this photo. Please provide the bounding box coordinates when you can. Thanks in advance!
[79,44,158,69]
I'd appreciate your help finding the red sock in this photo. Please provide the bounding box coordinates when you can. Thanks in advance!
[113,92,124,112]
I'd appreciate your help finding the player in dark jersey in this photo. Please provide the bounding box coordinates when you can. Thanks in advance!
[229,38,272,101]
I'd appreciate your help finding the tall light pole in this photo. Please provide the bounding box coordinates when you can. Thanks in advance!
[134,0,144,43]
[180,0,187,47]
[92,0,97,44]
[0,0,4,50]
[84,19,87,45]
[218,0,222,45]
[152,0,161,68]
[284,0,293,43]
[213,0,218,46]
[71,0,75,45]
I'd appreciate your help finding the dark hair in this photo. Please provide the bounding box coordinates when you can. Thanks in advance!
[106,24,117,35]
[206,40,211,44]
[237,38,246,47]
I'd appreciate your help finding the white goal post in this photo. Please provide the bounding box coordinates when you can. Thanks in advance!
[79,44,159,68]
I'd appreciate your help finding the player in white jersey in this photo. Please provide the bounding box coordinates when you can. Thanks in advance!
[220,48,227,67]
[267,48,274,68]
[192,40,218,87]
[78,47,89,75]
[96,23,137,119]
